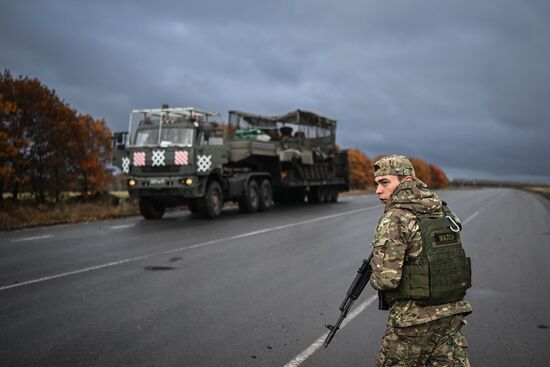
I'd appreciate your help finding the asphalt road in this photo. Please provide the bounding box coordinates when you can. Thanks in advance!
[1,188,549,366]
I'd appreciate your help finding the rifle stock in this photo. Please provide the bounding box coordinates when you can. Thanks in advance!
[323,253,373,348]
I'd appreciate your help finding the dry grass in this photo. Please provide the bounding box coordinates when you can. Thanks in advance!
[526,186,550,194]
[523,186,550,201]
[0,195,139,231]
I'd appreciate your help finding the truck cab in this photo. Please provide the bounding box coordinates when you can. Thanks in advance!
[112,107,227,218]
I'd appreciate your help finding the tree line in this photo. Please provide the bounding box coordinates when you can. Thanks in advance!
[0,70,112,202]
[347,149,449,190]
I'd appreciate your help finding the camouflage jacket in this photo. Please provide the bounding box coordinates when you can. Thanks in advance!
[369,180,473,327]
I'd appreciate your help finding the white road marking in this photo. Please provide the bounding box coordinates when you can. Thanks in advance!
[0,205,379,292]
[0,257,150,291]
[10,235,53,243]
[463,212,479,224]
[463,192,502,225]
[109,224,136,230]
[284,295,378,367]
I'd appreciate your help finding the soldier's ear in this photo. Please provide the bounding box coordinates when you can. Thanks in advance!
[403,176,413,182]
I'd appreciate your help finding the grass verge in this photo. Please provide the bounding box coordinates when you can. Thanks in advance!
[0,195,139,231]
[522,186,550,201]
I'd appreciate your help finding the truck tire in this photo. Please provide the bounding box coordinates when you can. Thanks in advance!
[320,186,328,203]
[198,181,223,219]
[139,197,166,219]
[325,187,333,203]
[307,187,318,204]
[239,180,260,213]
[258,179,273,211]
[307,186,325,204]
[326,186,339,203]
[330,187,339,203]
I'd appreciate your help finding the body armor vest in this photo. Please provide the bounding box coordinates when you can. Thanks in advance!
[383,205,472,306]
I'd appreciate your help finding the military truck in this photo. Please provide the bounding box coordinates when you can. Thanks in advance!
[112,107,349,219]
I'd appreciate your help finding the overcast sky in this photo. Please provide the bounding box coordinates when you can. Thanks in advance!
[1,0,549,183]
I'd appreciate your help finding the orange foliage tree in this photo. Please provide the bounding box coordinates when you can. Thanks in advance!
[409,158,433,188]
[0,70,112,202]
[70,114,112,195]
[0,94,21,199]
[0,71,31,200]
[410,158,450,188]
[429,164,449,188]
[347,148,372,190]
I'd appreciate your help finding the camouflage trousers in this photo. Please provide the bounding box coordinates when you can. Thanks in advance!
[375,314,469,367]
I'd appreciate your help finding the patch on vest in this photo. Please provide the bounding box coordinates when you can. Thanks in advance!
[435,232,458,246]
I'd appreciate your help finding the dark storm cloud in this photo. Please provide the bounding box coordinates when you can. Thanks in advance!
[1,0,549,182]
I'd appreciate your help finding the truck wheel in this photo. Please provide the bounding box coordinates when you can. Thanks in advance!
[258,179,273,211]
[326,187,338,203]
[308,187,326,204]
[198,181,223,219]
[320,186,328,203]
[139,197,165,219]
[307,187,319,203]
[239,180,260,213]
[330,187,339,203]
[325,187,333,203]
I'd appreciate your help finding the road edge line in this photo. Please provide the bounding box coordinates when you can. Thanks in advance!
[284,295,378,367]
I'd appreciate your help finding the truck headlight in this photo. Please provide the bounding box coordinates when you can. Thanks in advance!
[128,179,137,187]
[185,178,193,186]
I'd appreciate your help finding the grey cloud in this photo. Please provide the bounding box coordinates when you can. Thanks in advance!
[1,0,549,183]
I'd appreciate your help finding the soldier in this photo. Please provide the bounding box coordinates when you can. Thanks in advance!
[369,155,472,366]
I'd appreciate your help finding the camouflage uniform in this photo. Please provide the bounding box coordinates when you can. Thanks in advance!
[370,155,472,367]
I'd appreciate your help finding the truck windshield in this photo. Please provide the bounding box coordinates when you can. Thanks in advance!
[134,127,194,147]
[160,127,194,147]
[134,128,158,146]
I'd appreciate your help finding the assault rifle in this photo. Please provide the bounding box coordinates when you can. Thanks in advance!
[323,253,373,348]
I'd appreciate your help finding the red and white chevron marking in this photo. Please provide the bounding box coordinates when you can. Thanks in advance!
[133,152,146,166]
[175,151,189,165]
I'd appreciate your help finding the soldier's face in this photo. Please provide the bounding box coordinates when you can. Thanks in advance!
[374,175,402,204]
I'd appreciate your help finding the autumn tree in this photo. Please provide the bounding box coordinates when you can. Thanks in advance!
[16,77,68,201]
[0,69,113,201]
[0,94,20,200]
[70,114,112,195]
[348,148,372,190]
[0,70,29,200]
[429,163,449,188]
[409,158,433,188]
[47,104,79,201]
